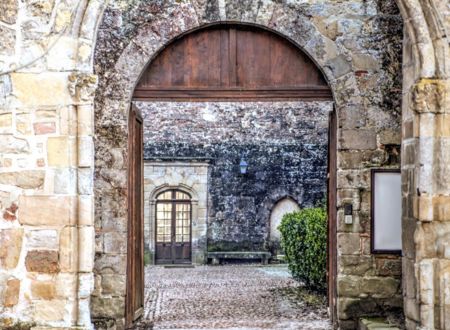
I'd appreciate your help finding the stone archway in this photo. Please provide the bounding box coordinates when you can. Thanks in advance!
[91,1,407,329]
[90,1,447,329]
[0,0,448,329]
[92,6,352,326]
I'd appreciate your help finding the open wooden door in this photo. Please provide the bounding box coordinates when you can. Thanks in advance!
[327,109,338,328]
[126,105,144,327]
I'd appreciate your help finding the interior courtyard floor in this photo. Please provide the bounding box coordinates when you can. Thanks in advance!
[137,264,331,329]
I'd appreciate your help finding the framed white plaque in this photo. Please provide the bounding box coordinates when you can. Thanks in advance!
[371,169,402,254]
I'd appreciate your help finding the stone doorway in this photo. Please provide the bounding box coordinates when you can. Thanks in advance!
[127,23,335,328]
[93,4,404,327]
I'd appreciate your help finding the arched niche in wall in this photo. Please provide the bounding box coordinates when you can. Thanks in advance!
[269,197,300,242]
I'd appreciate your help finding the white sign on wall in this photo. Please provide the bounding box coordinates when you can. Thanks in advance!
[371,170,402,254]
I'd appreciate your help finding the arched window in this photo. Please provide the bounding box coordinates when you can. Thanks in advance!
[155,189,192,264]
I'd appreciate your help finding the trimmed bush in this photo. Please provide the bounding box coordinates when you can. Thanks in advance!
[279,206,327,292]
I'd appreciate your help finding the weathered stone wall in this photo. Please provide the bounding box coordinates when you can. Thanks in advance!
[137,101,331,253]
[0,0,104,329]
[397,0,450,328]
[93,1,404,328]
[1,0,448,329]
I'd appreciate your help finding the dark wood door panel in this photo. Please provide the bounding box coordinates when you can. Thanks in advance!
[126,106,144,327]
[133,25,332,101]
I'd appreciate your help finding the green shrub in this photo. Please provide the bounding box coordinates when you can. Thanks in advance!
[279,206,327,292]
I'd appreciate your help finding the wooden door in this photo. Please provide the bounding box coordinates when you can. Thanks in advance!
[133,25,333,102]
[155,190,192,264]
[327,109,338,328]
[126,106,144,327]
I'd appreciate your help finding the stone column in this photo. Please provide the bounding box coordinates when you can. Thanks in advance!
[68,73,98,328]
[399,1,450,327]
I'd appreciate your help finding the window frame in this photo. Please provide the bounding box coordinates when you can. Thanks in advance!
[155,189,192,244]
[370,168,402,255]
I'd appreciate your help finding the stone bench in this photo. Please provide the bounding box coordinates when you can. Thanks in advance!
[359,318,401,330]
[207,251,271,265]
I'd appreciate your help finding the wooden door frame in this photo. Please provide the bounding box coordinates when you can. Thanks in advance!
[155,190,193,264]
[125,23,338,327]
[327,108,338,328]
[126,105,145,328]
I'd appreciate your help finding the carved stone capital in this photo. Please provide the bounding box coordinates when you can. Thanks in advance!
[413,79,450,114]
[68,72,98,103]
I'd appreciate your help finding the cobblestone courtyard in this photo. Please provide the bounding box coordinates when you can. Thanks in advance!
[141,265,331,329]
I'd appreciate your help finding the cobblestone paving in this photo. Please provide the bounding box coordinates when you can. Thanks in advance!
[142,265,331,329]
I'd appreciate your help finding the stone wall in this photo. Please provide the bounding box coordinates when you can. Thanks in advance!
[137,101,331,253]
[0,0,102,328]
[1,0,449,329]
[397,0,450,328]
[93,1,404,328]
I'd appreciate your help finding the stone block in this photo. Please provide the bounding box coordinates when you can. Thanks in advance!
[434,114,450,137]
[340,129,377,150]
[326,55,352,78]
[46,36,77,71]
[94,254,127,275]
[339,255,374,276]
[337,169,370,189]
[103,232,127,254]
[79,195,94,226]
[55,273,77,299]
[337,275,362,297]
[0,0,18,24]
[16,113,32,135]
[35,110,57,120]
[0,170,45,189]
[402,258,416,300]
[19,195,77,227]
[78,273,94,299]
[11,73,72,107]
[47,136,77,167]
[379,129,401,145]
[375,258,402,276]
[26,229,58,250]
[0,113,12,133]
[352,53,380,72]
[31,280,56,300]
[337,233,361,255]
[78,167,93,195]
[4,278,20,307]
[54,168,77,194]
[33,299,70,323]
[361,277,400,298]
[33,122,56,135]
[0,135,30,154]
[91,296,125,318]
[79,226,95,272]
[101,274,126,296]
[59,106,77,136]
[404,297,420,322]
[0,26,15,56]
[337,150,387,169]
[78,137,94,167]
[25,250,60,273]
[59,226,78,272]
[0,228,23,269]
